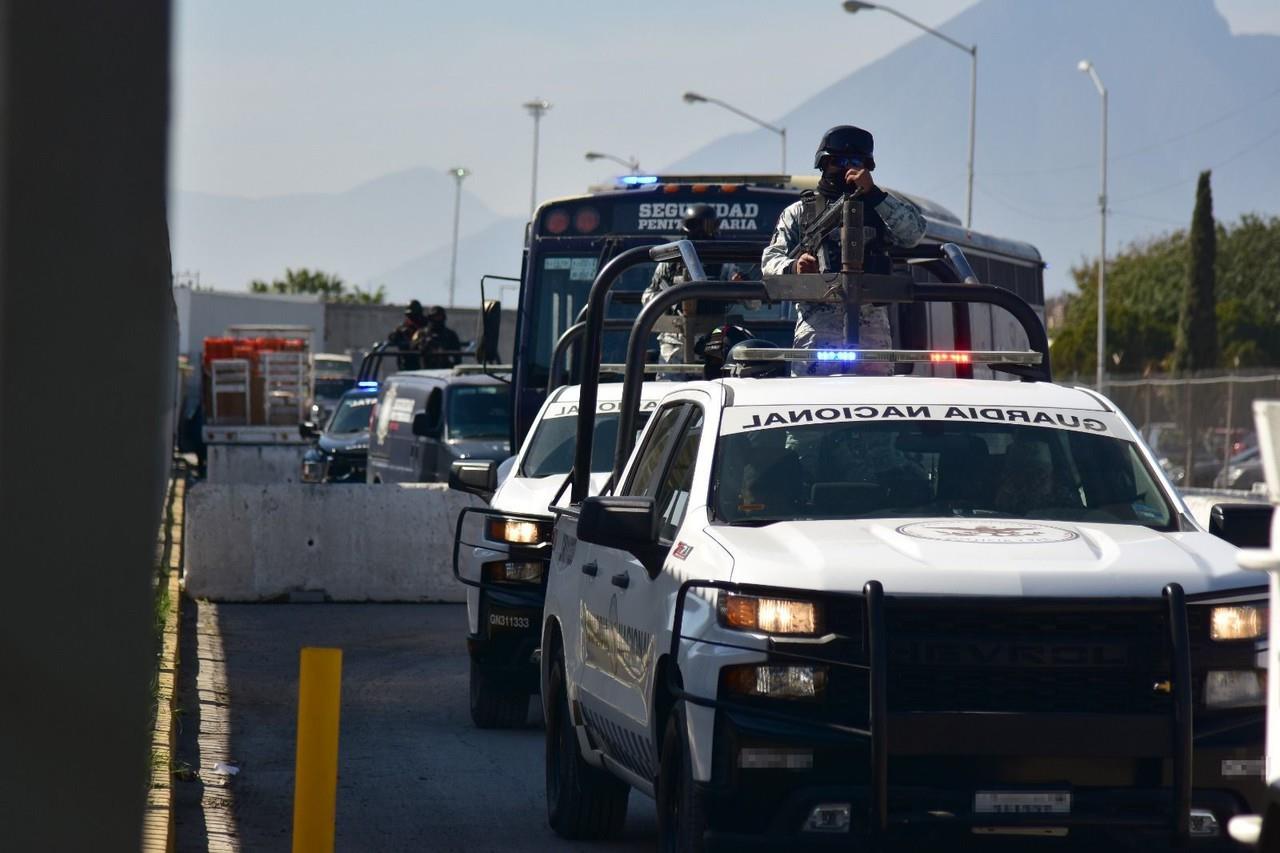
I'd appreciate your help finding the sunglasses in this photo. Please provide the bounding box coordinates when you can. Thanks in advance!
[829,156,867,169]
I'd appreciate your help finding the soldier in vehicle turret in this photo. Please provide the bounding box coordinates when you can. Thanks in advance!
[761,125,926,370]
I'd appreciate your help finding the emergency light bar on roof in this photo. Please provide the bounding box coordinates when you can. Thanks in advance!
[729,347,1045,367]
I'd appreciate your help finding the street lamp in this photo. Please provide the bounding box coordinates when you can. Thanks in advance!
[585,151,641,174]
[842,1,977,230]
[682,91,787,174]
[1078,59,1108,393]
[523,98,552,219]
[447,167,470,309]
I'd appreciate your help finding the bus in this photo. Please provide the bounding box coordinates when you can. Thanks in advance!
[510,173,1045,443]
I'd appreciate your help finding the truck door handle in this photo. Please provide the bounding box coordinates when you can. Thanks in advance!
[610,571,630,589]
[581,561,598,577]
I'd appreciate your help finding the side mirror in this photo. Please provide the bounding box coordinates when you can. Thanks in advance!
[449,459,498,498]
[1209,503,1272,548]
[298,421,319,440]
[412,411,442,438]
[476,299,502,363]
[578,495,664,576]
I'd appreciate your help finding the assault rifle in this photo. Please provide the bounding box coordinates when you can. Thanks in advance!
[786,192,867,274]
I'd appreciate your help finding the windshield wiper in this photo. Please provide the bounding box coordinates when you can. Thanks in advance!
[722,517,790,527]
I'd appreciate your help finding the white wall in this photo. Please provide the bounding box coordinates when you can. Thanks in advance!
[173,285,327,360]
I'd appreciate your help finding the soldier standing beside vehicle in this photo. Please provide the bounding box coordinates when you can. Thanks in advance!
[761,125,926,371]
[642,203,744,368]
[414,305,462,369]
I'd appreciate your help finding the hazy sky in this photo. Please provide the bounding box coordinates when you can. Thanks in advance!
[172,0,1280,220]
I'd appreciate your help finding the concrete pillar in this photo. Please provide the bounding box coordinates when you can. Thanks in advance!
[0,1,174,848]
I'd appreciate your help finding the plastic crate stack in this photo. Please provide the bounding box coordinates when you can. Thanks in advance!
[202,336,308,425]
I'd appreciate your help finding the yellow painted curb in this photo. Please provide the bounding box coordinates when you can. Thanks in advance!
[142,473,185,853]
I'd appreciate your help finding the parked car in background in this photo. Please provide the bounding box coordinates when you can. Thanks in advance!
[299,383,378,483]
[367,370,511,484]
[1215,446,1266,492]
[1144,421,1227,487]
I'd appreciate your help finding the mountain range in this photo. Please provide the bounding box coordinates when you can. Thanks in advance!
[170,0,1280,304]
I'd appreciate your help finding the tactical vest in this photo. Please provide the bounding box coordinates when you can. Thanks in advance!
[798,190,893,275]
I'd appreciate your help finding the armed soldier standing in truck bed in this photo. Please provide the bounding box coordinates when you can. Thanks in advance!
[761,125,926,372]
[641,202,744,369]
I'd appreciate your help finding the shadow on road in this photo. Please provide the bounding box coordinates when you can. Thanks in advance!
[173,602,657,852]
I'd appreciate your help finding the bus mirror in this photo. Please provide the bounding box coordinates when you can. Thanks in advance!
[477,299,502,363]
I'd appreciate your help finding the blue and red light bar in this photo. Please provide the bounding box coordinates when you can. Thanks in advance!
[730,347,1042,366]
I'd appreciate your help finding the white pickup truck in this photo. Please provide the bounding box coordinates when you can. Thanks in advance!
[451,380,689,728]
[541,357,1269,850]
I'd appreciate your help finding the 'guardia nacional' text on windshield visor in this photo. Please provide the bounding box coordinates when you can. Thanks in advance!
[721,404,1128,437]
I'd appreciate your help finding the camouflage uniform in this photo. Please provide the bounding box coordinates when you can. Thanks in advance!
[641,260,742,365]
[761,189,926,372]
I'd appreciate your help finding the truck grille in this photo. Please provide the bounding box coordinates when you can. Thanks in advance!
[884,600,1172,714]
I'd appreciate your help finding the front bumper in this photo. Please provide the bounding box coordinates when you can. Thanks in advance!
[670,579,1264,847]
[703,703,1261,847]
[466,585,543,691]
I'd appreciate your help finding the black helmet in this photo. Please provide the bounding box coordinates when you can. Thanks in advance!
[680,203,720,240]
[814,125,876,171]
[427,305,447,322]
[694,323,753,379]
[405,299,425,318]
[726,339,787,378]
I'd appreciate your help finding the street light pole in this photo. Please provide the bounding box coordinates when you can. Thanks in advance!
[1078,60,1108,393]
[447,167,470,309]
[842,1,977,230]
[523,98,551,219]
[584,151,641,174]
[682,91,787,174]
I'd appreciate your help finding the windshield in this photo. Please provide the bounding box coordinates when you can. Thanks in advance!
[520,411,652,478]
[714,418,1175,530]
[448,386,510,440]
[314,377,354,399]
[326,395,375,434]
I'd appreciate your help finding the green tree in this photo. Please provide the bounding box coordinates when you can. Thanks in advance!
[1051,206,1280,377]
[1171,171,1217,373]
[248,267,386,304]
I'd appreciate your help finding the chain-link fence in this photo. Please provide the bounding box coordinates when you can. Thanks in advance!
[1059,370,1280,490]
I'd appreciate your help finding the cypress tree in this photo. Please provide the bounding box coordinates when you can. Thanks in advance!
[1172,170,1218,373]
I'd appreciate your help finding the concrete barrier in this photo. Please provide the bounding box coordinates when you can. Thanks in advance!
[206,443,308,484]
[185,483,481,601]
[1179,487,1269,529]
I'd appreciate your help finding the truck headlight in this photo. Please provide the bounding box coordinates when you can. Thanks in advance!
[720,593,820,636]
[1205,670,1265,708]
[1210,604,1267,641]
[723,664,827,700]
[486,517,550,545]
[482,560,545,584]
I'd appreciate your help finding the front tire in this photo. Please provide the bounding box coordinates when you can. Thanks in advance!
[545,653,629,839]
[468,658,529,729]
[657,702,708,853]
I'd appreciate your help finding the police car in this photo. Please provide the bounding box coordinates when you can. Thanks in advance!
[451,380,691,728]
[541,359,1268,846]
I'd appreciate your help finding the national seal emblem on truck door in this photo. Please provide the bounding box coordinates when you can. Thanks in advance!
[895,520,1078,544]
